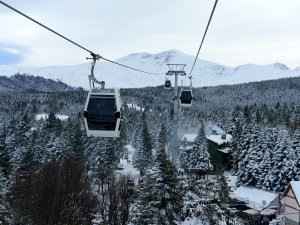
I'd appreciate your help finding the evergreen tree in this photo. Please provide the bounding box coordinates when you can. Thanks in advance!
[229,119,243,173]
[132,112,153,175]
[179,137,190,171]
[217,174,230,204]
[0,134,10,178]
[130,172,159,225]
[14,113,31,147]
[153,145,183,224]
[271,130,298,192]
[237,124,260,186]
[131,130,183,225]
[16,147,34,179]
[188,123,211,171]
[156,124,167,159]
[291,129,300,179]
[63,118,85,159]
[256,128,275,189]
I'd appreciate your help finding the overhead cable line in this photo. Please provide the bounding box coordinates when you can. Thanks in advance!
[101,56,162,75]
[188,0,219,77]
[0,0,163,76]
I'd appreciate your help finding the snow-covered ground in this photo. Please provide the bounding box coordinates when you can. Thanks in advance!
[35,113,69,121]
[182,134,198,142]
[116,145,140,181]
[225,174,238,191]
[126,103,144,112]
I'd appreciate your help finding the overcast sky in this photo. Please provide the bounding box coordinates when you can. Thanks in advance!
[0,0,299,68]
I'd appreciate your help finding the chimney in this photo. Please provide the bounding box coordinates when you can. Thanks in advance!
[221,134,226,140]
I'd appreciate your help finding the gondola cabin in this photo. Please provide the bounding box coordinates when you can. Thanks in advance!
[180,89,193,107]
[164,80,171,89]
[84,88,122,138]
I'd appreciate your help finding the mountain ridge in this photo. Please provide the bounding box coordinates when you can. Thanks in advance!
[0,49,299,89]
[0,74,78,92]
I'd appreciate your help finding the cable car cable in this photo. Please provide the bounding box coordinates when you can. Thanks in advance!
[101,56,163,75]
[0,0,163,76]
[188,0,219,78]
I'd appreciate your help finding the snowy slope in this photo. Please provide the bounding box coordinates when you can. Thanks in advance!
[0,49,299,89]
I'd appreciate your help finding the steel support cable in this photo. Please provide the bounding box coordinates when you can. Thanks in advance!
[101,56,162,75]
[0,0,163,76]
[188,0,219,78]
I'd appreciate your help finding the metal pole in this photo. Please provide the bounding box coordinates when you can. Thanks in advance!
[172,73,179,165]
[166,64,186,167]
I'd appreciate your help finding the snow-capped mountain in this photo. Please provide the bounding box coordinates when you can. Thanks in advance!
[0,49,299,89]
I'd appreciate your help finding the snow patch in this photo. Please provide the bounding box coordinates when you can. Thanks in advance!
[225,175,238,190]
[182,134,197,142]
[127,103,144,112]
[116,145,140,180]
[35,113,69,121]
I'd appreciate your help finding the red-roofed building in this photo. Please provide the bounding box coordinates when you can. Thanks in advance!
[280,181,300,225]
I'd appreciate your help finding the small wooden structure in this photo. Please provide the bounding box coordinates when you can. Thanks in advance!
[280,181,300,225]
[206,134,232,170]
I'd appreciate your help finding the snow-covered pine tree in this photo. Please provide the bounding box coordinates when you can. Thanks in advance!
[131,113,143,150]
[217,173,230,204]
[116,119,129,159]
[291,128,300,179]
[256,127,275,189]
[188,123,212,171]
[0,134,10,178]
[130,125,183,225]
[179,136,190,171]
[156,124,167,159]
[229,119,243,173]
[63,118,85,159]
[270,129,298,192]
[132,111,153,175]
[14,114,31,147]
[129,172,159,225]
[153,126,183,224]
[0,169,8,198]
[236,123,263,186]
[15,146,34,180]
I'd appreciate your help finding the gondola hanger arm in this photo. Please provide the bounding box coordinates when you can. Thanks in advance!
[87,53,105,89]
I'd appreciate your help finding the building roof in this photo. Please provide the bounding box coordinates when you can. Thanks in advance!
[217,147,230,154]
[206,134,232,145]
[281,181,300,207]
[230,186,278,211]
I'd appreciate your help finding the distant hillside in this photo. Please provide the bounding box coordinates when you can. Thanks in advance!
[0,74,80,92]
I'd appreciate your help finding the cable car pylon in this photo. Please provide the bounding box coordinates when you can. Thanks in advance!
[166,64,186,166]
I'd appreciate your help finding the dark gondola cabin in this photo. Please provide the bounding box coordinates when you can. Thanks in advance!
[84,88,122,138]
[164,80,171,89]
[180,89,193,107]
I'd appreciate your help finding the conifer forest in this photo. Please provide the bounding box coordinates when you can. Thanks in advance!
[0,75,299,225]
